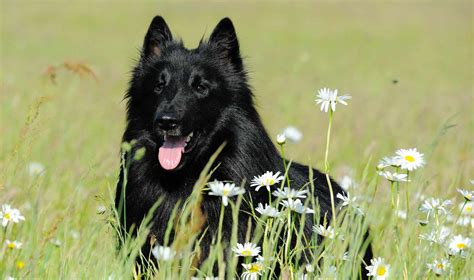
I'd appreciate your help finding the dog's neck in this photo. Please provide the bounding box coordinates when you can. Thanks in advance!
[213,106,284,186]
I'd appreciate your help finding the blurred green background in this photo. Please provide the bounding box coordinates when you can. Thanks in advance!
[0,1,472,277]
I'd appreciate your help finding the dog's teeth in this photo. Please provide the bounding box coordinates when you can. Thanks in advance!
[185,132,193,142]
[184,142,188,147]
[164,135,168,141]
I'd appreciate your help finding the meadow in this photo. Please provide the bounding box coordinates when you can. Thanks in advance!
[1,1,472,279]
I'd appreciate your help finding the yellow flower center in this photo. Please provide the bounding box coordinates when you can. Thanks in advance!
[265,178,275,185]
[223,189,230,196]
[248,263,262,273]
[16,261,25,270]
[241,250,252,256]
[404,155,415,162]
[436,263,444,269]
[4,213,11,220]
[377,266,386,276]
[7,243,16,249]
[465,205,472,212]
[456,242,466,250]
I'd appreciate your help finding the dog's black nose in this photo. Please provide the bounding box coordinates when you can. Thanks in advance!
[155,114,179,131]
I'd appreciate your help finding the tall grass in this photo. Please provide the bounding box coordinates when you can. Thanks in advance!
[1,68,471,279]
[1,2,472,279]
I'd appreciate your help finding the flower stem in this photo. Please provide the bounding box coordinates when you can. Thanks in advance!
[454,200,468,225]
[324,110,337,227]
[217,202,225,244]
[280,143,290,189]
[281,144,287,176]
[216,201,225,270]
[263,218,271,257]
[284,211,292,265]
[390,181,395,210]
[405,171,410,216]
[396,182,400,211]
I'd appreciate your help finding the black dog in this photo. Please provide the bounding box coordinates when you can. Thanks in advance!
[116,16,372,276]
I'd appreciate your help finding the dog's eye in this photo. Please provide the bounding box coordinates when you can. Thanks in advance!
[195,83,208,95]
[155,82,166,94]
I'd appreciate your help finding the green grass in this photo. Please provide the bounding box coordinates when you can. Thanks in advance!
[1,1,472,279]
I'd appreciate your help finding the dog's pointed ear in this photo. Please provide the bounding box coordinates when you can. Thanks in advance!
[209,18,242,70]
[142,16,173,59]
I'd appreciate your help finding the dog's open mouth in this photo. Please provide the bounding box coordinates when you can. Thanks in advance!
[158,132,197,170]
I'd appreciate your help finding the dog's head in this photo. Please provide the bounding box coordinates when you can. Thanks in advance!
[126,16,250,172]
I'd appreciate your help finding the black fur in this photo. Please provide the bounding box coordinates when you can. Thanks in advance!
[116,16,372,276]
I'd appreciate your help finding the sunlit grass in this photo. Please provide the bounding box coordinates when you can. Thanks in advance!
[1,1,472,279]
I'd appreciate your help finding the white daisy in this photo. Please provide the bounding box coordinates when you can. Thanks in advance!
[255,203,280,218]
[241,262,265,280]
[395,148,425,171]
[283,126,303,143]
[208,180,245,207]
[272,187,308,199]
[15,260,25,270]
[339,175,358,191]
[312,224,336,239]
[5,240,22,250]
[457,188,473,201]
[51,239,61,247]
[377,156,401,170]
[282,126,303,143]
[70,230,80,240]
[459,201,473,216]
[396,210,407,220]
[276,134,286,145]
[448,235,471,257]
[151,245,176,261]
[419,198,452,218]
[296,273,308,280]
[305,264,315,273]
[341,251,351,261]
[336,192,364,215]
[378,170,409,182]
[427,258,451,276]
[232,242,261,257]
[457,216,474,229]
[96,205,107,214]
[315,88,351,112]
[336,192,356,207]
[0,204,25,227]
[280,198,314,214]
[28,162,45,177]
[418,219,429,226]
[419,227,450,245]
[365,257,390,280]
[251,171,284,192]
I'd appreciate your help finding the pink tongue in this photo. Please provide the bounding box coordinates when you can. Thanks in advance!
[158,136,187,170]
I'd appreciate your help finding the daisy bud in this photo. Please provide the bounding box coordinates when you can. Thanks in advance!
[276,134,286,145]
